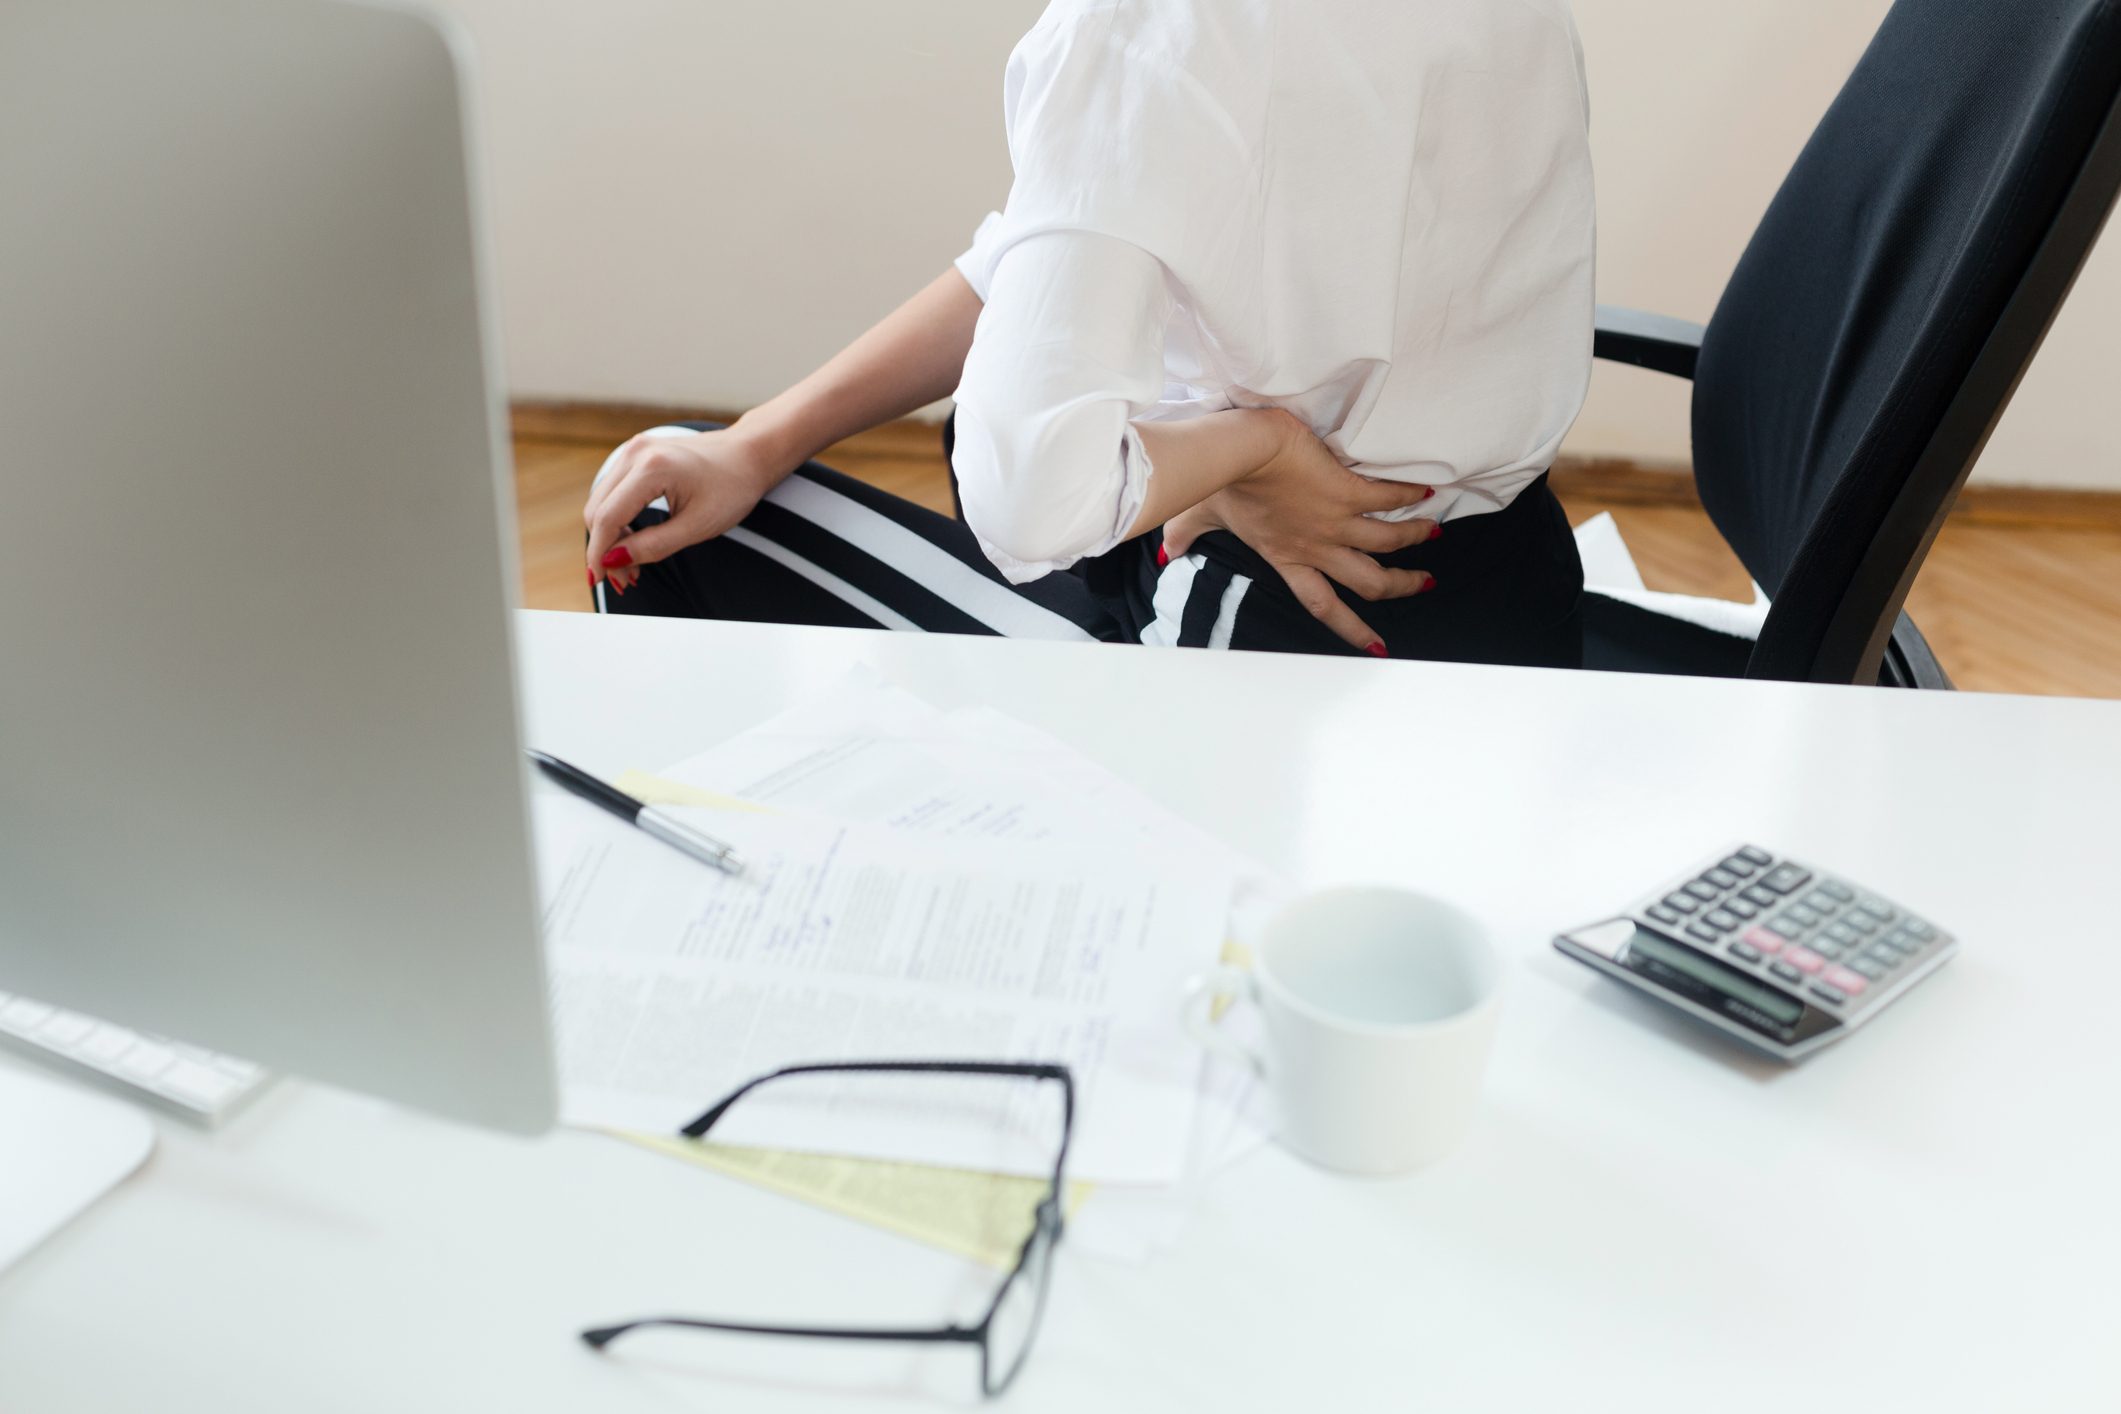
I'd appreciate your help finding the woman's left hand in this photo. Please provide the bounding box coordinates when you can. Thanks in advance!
[1159,418,1441,656]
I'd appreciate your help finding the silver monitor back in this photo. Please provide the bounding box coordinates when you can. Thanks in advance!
[0,0,555,1133]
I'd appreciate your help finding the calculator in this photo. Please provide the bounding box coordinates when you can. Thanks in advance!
[1553,845,1957,1060]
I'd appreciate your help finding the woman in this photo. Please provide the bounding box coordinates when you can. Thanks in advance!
[586,0,1594,664]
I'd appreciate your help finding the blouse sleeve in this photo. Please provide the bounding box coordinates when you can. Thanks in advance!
[953,210,1007,303]
[947,8,1254,582]
[950,230,1173,582]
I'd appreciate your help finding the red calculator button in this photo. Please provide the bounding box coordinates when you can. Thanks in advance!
[1785,947,1827,974]
[1741,926,1787,955]
[1823,964,1869,995]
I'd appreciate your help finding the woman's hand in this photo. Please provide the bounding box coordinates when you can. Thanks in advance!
[582,267,987,594]
[582,427,785,592]
[1160,415,1440,655]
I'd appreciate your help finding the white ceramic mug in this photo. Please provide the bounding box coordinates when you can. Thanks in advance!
[1183,886,1504,1176]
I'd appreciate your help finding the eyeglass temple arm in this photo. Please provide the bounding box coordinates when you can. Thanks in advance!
[679,1060,1075,1141]
[583,1316,982,1350]
[603,1064,1075,1368]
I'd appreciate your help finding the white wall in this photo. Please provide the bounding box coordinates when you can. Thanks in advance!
[436,0,2121,490]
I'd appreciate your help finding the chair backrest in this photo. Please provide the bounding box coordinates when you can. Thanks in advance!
[1692,0,2121,683]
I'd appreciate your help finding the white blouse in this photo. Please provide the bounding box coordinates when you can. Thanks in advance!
[950,0,1596,583]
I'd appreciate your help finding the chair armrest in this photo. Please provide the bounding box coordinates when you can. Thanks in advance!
[1878,612,1955,691]
[1594,305,1706,380]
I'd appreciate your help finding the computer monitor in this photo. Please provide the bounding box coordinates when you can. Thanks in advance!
[0,0,556,1135]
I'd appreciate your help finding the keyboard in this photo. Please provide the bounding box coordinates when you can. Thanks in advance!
[0,991,271,1125]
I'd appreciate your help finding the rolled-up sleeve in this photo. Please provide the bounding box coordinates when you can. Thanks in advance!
[954,211,1007,303]
[950,230,1173,582]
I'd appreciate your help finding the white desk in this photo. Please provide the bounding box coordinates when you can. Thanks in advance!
[5,611,2118,1411]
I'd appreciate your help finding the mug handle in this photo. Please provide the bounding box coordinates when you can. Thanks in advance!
[1179,965,1267,1078]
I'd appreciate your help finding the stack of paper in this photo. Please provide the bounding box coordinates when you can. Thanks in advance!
[536,670,1278,1264]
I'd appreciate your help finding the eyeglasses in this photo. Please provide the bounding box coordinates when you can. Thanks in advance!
[581,1060,1075,1399]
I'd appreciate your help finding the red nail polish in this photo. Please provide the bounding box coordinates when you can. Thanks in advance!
[1155,544,1170,569]
[612,578,626,597]
[1421,575,1438,593]
[585,567,597,586]
[1422,486,1436,500]
[1365,641,1388,658]
[1429,523,1443,541]
[600,545,633,569]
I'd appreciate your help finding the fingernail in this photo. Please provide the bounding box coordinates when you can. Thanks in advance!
[1421,575,1438,593]
[1156,544,1170,569]
[585,567,597,586]
[600,545,634,569]
[1365,641,1388,659]
[1422,487,1435,500]
[612,578,626,597]
[1428,522,1443,541]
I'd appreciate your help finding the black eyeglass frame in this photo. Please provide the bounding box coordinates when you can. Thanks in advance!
[580,1059,1076,1399]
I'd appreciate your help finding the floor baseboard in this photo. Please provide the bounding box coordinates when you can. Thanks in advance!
[1549,456,2121,530]
[510,399,734,446]
[510,399,2121,531]
[510,399,947,455]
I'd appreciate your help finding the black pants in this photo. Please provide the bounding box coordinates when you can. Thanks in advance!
[596,422,1584,668]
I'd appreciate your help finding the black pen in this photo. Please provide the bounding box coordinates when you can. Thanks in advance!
[527,749,745,876]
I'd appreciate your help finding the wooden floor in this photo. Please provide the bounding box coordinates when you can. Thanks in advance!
[512,417,2121,699]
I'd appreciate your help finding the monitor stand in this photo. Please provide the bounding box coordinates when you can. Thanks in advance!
[0,1066,156,1273]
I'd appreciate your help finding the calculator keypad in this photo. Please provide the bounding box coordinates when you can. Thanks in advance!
[1630,846,1951,1015]
[1760,863,1811,894]
[1822,964,1868,994]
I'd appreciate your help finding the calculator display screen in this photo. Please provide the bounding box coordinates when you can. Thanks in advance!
[1627,930,1804,1026]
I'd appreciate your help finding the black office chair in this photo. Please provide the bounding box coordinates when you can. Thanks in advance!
[1586,0,2121,687]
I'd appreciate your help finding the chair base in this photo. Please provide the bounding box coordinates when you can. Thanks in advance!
[1879,613,1955,690]
[1582,594,1955,690]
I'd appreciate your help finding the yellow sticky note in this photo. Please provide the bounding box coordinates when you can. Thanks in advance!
[1210,936,1252,1020]
[607,769,1231,1266]
[612,769,768,814]
[617,1133,1093,1271]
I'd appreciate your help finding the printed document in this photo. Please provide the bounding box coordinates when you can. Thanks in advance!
[540,798,1230,1185]
[657,671,1280,939]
